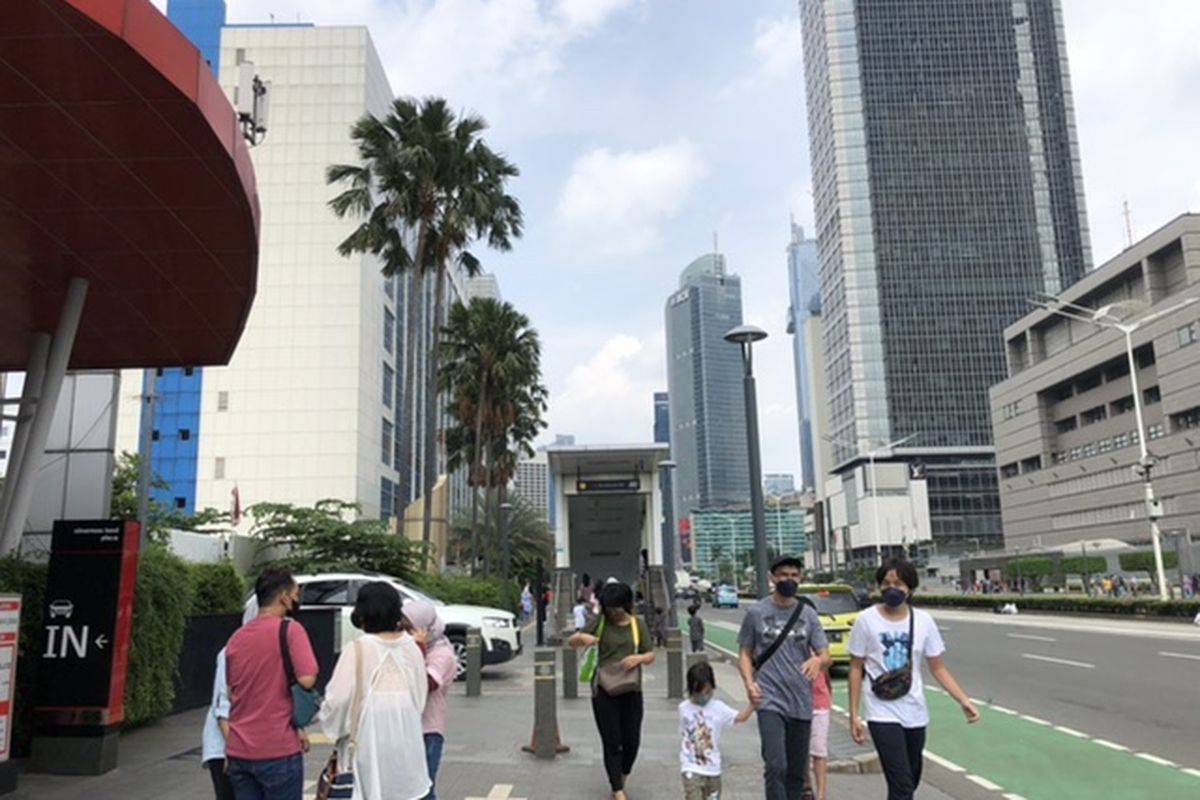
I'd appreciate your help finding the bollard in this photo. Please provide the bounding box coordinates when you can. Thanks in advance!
[562,646,579,699]
[532,649,559,758]
[666,628,684,699]
[465,626,483,698]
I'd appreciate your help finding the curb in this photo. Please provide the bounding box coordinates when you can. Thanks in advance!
[828,752,882,774]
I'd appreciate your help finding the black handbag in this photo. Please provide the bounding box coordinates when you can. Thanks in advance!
[868,608,915,701]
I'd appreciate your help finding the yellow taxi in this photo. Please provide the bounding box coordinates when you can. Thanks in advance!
[799,584,861,666]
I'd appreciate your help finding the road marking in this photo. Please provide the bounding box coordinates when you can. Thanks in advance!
[1158,650,1200,662]
[1054,725,1088,738]
[466,785,527,800]
[1021,653,1095,669]
[966,774,1004,791]
[710,620,741,632]
[1019,714,1052,726]
[1003,794,1029,800]
[1093,738,1130,752]
[831,704,844,713]
[924,751,966,773]
[1135,753,1178,767]
[927,608,1200,641]
[989,704,1018,715]
[1182,768,1200,779]
[1006,632,1056,642]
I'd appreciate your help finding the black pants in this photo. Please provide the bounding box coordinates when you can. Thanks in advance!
[206,759,235,800]
[868,722,926,800]
[690,637,705,653]
[591,687,644,791]
[757,710,811,800]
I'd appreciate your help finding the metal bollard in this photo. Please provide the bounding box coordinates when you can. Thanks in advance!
[532,649,559,758]
[465,627,483,698]
[666,628,684,699]
[562,646,579,699]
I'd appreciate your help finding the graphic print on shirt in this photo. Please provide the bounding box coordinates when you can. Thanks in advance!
[683,714,717,765]
[762,614,806,647]
[880,631,911,671]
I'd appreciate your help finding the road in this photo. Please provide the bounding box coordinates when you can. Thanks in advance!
[700,601,1200,800]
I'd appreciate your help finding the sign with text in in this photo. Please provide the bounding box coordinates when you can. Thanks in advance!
[0,596,21,761]
[576,478,640,494]
[34,520,140,730]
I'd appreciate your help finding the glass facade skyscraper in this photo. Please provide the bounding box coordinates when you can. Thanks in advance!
[799,0,1092,546]
[665,255,750,524]
[786,222,820,492]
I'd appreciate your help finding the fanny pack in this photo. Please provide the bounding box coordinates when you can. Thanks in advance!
[868,608,914,701]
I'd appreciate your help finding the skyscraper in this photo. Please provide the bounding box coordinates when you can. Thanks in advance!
[653,392,670,445]
[799,0,1092,549]
[786,222,820,492]
[665,254,750,523]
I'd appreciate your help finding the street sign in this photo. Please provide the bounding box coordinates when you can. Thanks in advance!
[0,596,21,762]
[34,520,140,729]
[576,478,640,493]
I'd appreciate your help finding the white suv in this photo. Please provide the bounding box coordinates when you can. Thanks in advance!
[242,572,521,676]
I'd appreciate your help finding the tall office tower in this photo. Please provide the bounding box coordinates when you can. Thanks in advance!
[513,451,550,524]
[653,391,676,563]
[799,0,1093,549]
[786,221,820,492]
[665,254,750,524]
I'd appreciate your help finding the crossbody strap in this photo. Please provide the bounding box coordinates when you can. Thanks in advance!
[347,639,366,753]
[904,607,915,668]
[279,618,297,687]
[753,601,806,671]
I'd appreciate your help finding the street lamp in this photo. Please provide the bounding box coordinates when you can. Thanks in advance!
[1031,294,1198,601]
[499,501,513,580]
[658,459,678,626]
[725,324,771,598]
[824,431,919,564]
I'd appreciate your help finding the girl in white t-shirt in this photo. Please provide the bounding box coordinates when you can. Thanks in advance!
[848,558,980,800]
[678,661,755,800]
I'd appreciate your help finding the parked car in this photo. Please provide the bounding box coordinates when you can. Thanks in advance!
[800,584,861,666]
[712,584,740,609]
[242,572,520,677]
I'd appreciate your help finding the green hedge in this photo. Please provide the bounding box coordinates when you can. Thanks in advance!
[0,555,47,757]
[1004,557,1055,579]
[1118,551,1179,572]
[124,546,193,727]
[915,593,1200,618]
[413,574,520,614]
[1060,556,1108,576]
[187,561,246,615]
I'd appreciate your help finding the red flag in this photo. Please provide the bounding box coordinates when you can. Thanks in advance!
[231,485,242,525]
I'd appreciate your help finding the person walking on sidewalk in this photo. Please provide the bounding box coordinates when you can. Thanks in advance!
[848,558,980,800]
[678,661,755,799]
[569,581,656,800]
[201,647,233,800]
[738,556,831,800]
[403,600,459,800]
[319,582,431,800]
[808,661,832,800]
[687,604,705,653]
[225,569,318,800]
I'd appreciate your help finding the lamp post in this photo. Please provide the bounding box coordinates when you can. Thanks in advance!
[658,459,678,626]
[1031,294,1198,601]
[824,431,919,564]
[499,501,513,580]
[725,324,771,598]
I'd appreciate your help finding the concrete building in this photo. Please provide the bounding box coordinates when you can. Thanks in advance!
[466,273,502,302]
[691,505,808,584]
[799,0,1093,551]
[786,222,820,492]
[764,474,796,497]
[991,214,1200,551]
[513,450,550,525]
[664,254,750,524]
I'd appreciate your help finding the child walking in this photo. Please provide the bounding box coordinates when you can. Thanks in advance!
[687,604,705,653]
[808,664,832,800]
[679,661,754,799]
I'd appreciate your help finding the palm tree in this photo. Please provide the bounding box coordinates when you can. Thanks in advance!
[327,97,522,565]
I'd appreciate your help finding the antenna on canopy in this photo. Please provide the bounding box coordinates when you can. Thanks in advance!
[1122,197,1135,249]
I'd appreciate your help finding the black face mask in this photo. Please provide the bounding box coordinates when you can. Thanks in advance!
[284,595,299,618]
[775,579,799,598]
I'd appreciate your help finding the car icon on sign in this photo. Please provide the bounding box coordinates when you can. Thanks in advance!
[49,599,74,619]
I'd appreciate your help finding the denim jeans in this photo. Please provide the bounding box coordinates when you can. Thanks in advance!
[757,710,811,800]
[868,722,926,800]
[227,753,304,800]
[424,733,446,800]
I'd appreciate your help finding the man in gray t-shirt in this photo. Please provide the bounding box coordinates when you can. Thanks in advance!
[738,556,830,800]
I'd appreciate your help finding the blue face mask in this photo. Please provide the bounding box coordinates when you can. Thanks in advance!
[692,692,713,707]
[882,587,908,608]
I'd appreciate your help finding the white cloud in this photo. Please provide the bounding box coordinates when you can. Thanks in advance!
[554,0,641,32]
[721,14,804,97]
[556,140,707,258]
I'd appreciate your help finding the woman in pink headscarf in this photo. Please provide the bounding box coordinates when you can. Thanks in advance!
[403,601,459,800]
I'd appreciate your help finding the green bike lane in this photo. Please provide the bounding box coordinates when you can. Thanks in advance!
[705,622,1200,799]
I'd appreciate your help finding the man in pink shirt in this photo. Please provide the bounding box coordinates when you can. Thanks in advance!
[222,570,319,800]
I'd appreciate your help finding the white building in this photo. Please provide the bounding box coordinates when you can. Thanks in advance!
[513,450,549,523]
[466,273,502,302]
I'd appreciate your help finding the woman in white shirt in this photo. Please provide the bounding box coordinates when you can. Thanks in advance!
[848,558,980,800]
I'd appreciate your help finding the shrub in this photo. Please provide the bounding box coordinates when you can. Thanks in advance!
[0,555,47,757]
[914,593,1200,618]
[1004,557,1055,579]
[1118,551,1179,573]
[413,574,520,614]
[188,561,246,615]
[124,545,193,727]
[1060,556,1107,576]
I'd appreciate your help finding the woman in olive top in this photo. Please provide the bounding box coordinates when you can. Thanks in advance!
[569,581,656,800]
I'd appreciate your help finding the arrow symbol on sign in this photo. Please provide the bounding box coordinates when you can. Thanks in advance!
[94,635,108,650]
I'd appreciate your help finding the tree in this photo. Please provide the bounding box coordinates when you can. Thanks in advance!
[327,97,523,568]
[110,452,230,541]
[448,492,552,585]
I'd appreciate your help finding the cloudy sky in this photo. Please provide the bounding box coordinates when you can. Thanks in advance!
[180,0,1200,478]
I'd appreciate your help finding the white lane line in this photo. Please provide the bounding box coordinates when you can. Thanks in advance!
[1158,650,1200,662]
[1182,768,1200,779]
[1136,753,1178,767]
[1007,632,1056,642]
[1003,794,1029,800]
[924,751,966,773]
[1094,738,1130,752]
[989,704,1018,715]
[1021,653,1095,669]
[710,620,741,632]
[966,774,1004,791]
[831,704,845,713]
[1020,714,1052,726]
[1054,725,1088,738]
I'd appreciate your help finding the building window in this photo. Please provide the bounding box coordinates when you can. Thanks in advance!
[155,368,164,377]
[1171,406,1200,432]
[179,428,191,441]
[215,457,226,479]
[1110,395,1135,416]
[1002,401,1020,420]
[1147,423,1166,440]
[174,497,187,509]
[151,429,160,441]
[1136,347,1156,369]
[1080,406,1106,426]
[380,477,396,521]
[382,419,393,466]
[1075,372,1102,394]
[183,367,195,377]
[218,391,229,411]
[383,363,394,408]
[1055,416,1077,434]
[1143,385,1161,405]
[1020,456,1042,474]
[384,307,395,353]
[1178,321,1198,347]
[1000,462,1019,479]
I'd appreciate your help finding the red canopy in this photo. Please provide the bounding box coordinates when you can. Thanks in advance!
[0,0,260,371]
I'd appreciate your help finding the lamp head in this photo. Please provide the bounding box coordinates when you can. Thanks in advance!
[723,325,768,345]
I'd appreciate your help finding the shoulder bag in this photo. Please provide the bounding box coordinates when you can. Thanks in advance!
[596,616,643,696]
[868,608,915,701]
[752,601,807,672]
[315,640,366,800]
[578,617,605,684]
[280,619,323,728]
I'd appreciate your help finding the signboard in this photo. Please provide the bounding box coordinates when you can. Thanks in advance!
[34,520,140,729]
[576,478,640,494]
[0,596,20,761]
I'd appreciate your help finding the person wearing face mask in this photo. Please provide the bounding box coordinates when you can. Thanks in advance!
[737,556,831,800]
[678,661,755,799]
[848,557,980,800]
